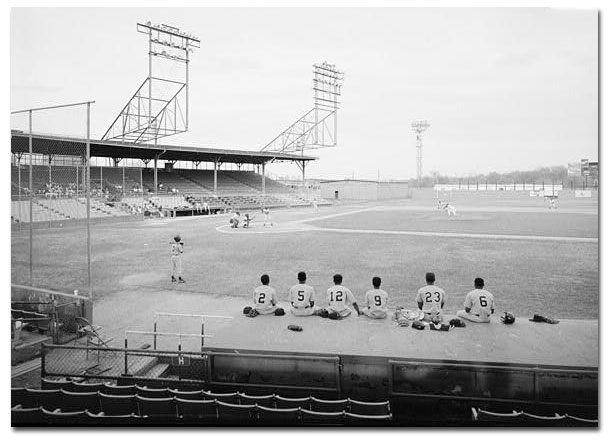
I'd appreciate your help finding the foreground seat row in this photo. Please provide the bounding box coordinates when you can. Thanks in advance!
[471,408,597,427]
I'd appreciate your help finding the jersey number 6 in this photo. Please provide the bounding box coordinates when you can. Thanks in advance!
[479,296,488,307]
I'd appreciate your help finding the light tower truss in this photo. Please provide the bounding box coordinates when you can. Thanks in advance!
[411,120,430,187]
[261,61,344,153]
[102,21,200,144]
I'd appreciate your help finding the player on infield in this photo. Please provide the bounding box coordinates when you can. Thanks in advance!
[416,272,446,322]
[288,271,319,316]
[170,234,185,283]
[456,277,495,323]
[363,276,389,319]
[325,274,362,319]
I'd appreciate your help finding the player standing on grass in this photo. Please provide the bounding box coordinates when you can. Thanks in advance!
[289,271,319,316]
[416,272,446,322]
[456,277,495,323]
[324,274,362,319]
[363,276,389,319]
[263,207,273,227]
[170,235,185,283]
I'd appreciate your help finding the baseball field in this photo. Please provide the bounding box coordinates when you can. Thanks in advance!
[10,189,598,347]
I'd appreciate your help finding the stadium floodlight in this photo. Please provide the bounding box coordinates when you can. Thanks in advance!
[102,21,201,144]
[411,120,430,187]
[261,61,344,153]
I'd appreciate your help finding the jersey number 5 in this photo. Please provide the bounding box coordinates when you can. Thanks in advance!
[297,291,305,302]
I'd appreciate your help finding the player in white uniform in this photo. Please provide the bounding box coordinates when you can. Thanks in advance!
[170,235,185,283]
[456,277,495,323]
[252,274,279,315]
[416,272,446,322]
[325,274,362,319]
[289,271,319,316]
[443,203,457,217]
[230,211,240,228]
[262,207,273,227]
[363,276,389,319]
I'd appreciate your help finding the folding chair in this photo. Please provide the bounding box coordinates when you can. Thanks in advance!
[24,388,62,411]
[85,410,139,426]
[347,398,391,416]
[275,395,311,410]
[135,385,171,398]
[216,401,257,424]
[60,390,101,413]
[345,412,392,426]
[11,387,28,408]
[238,392,275,407]
[175,398,218,422]
[310,397,349,413]
[41,377,71,391]
[257,405,300,426]
[99,393,138,416]
[203,391,239,404]
[136,396,177,419]
[102,383,136,396]
[41,408,87,425]
[11,405,44,426]
[68,381,107,393]
[300,409,345,425]
[170,388,205,400]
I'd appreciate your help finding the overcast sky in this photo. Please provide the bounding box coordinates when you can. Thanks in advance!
[10,7,598,180]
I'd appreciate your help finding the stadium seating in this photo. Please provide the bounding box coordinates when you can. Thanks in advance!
[11,382,395,426]
[471,407,598,427]
[41,377,71,390]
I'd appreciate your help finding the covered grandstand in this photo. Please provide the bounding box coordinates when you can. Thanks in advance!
[11,131,324,222]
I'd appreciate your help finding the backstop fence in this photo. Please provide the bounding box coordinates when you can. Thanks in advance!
[11,102,94,297]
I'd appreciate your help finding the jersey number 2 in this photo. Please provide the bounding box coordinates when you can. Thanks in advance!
[258,293,266,303]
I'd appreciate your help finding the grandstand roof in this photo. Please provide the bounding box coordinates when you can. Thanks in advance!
[10,132,317,165]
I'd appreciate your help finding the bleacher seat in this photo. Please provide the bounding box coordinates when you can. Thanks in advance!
[216,401,257,423]
[136,396,177,419]
[310,397,349,413]
[203,390,239,404]
[471,408,597,427]
[11,387,27,408]
[12,406,43,426]
[170,388,205,400]
[102,383,136,396]
[85,410,140,425]
[135,385,171,398]
[300,409,345,425]
[238,392,275,407]
[175,398,217,422]
[275,395,311,410]
[348,398,391,416]
[99,393,138,416]
[60,390,101,413]
[257,405,300,425]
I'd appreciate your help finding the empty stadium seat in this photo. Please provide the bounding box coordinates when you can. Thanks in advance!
[310,397,349,413]
[41,408,87,425]
[257,405,300,425]
[135,385,171,398]
[238,392,275,407]
[175,398,217,422]
[102,384,136,396]
[203,391,239,404]
[68,381,107,393]
[85,410,140,425]
[12,406,44,426]
[24,388,62,411]
[11,387,27,408]
[136,396,177,421]
[300,409,345,425]
[60,390,101,413]
[99,393,138,416]
[347,398,391,416]
[275,395,311,410]
[170,388,205,400]
[344,412,393,426]
[216,401,257,423]
[41,377,71,390]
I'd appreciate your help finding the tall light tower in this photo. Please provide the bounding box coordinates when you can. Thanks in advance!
[411,120,430,187]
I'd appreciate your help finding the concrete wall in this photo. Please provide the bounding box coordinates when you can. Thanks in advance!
[320,180,410,201]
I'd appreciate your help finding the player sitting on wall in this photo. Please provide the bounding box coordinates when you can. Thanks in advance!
[321,274,362,320]
[289,271,320,316]
[456,277,495,323]
[363,276,389,319]
[416,272,446,322]
[243,274,285,317]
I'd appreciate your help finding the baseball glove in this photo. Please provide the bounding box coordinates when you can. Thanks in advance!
[449,318,466,328]
[246,309,259,318]
[501,311,516,325]
[243,306,252,315]
[411,320,426,330]
[274,308,285,316]
[288,324,303,332]
[328,311,341,320]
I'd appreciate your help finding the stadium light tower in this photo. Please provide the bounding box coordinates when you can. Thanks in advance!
[102,21,200,144]
[261,61,344,153]
[411,120,430,187]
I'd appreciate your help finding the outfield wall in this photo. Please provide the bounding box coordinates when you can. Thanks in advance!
[320,180,410,200]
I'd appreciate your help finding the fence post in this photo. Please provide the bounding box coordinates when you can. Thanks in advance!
[153,321,157,350]
[124,338,129,375]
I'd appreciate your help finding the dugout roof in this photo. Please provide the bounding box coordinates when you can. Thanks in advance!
[10,131,317,165]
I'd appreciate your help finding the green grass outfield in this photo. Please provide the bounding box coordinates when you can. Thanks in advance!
[11,190,599,336]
